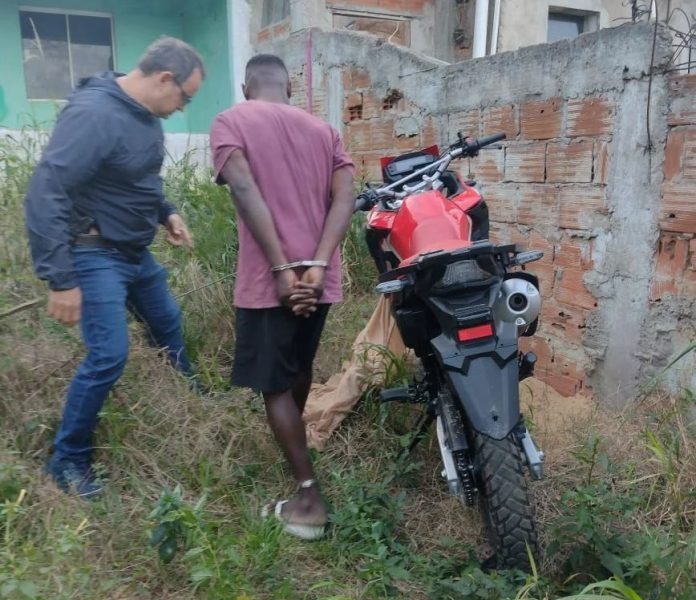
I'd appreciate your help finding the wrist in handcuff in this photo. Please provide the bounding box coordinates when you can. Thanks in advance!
[271,260,328,273]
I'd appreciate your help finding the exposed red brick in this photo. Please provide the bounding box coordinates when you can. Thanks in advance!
[669,73,696,96]
[594,141,610,185]
[659,234,690,276]
[505,143,546,183]
[472,147,504,182]
[519,336,552,366]
[554,238,592,269]
[528,230,555,266]
[478,183,517,223]
[557,185,607,230]
[543,298,589,345]
[538,372,582,397]
[394,133,422,152]
[488,222,512,245]
[312,91,328,119]
[554,267,597,310]
[546,140,593,183]
[566,97,615,137]
[374,120,396,150]
[379,0,428,12]
[483,105,518,139]
[421,119,438,147]
[667,73,696,126]
[527,258,555,298]
[517,184,559,227]
[520,97,562,140]
[362,93,383,120]
[449,110,480,139]
[660,181,696,233]
[683,130,696,179]
[664,129,686,180]
[690,239,696,270]
[352,68,371,89]
[353,152,384,182]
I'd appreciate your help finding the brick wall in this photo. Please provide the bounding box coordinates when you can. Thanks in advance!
[268,23,694,400]
[652,74,696,302]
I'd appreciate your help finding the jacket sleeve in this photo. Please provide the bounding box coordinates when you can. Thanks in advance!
[24,104,111,290]
[157,187,177,225]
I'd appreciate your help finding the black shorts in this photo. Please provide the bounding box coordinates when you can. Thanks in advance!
[231,304,331,395]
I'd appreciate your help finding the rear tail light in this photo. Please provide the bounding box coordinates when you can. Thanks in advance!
[457,323,494,343]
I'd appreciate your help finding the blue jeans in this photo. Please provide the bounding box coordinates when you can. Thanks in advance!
[53,246,191,462]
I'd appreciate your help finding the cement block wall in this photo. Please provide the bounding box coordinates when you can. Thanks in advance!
[264,22,695,402]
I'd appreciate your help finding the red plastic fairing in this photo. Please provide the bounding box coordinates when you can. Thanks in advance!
[390,191,473,264]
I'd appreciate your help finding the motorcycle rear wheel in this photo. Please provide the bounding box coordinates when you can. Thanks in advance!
[474,432,539,570]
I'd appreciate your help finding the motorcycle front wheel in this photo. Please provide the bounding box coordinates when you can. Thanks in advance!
[473,432,539,570]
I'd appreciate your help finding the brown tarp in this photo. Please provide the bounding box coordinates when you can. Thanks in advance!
[303,295,408,450]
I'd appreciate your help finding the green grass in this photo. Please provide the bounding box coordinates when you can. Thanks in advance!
[1,133,695,599]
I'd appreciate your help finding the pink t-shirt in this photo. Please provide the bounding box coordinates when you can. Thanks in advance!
[210,100,354,309]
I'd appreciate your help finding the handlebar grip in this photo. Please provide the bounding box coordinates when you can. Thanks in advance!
[354,193,373,213]
[477,132,506,148]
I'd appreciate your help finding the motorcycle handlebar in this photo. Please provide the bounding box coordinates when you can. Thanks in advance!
[354,132,507,211]
[475,132,506,149]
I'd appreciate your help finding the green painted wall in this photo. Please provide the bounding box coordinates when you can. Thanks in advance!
[0,0,230,133]
[184,0,232,133]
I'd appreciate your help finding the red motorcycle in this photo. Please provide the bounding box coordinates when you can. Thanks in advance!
[355,132,545,569]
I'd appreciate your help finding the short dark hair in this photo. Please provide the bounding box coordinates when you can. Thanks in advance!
[138,36,206,83]
[245,54,288,78]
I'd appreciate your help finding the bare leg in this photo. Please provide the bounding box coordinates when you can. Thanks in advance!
[264,387,327,525]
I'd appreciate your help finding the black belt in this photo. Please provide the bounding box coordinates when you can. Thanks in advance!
[73,234,114,248]
[72,235,145,263]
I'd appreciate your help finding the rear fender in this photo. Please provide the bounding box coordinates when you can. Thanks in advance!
[430,321,521,440]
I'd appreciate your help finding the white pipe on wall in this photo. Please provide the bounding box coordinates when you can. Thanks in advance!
[490,0,501,55]
[473,0,489,58]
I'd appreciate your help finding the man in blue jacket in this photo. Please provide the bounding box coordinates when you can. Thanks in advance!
[24,37,205,498]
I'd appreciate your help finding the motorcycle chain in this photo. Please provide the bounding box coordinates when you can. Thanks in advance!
[455,450,477,506]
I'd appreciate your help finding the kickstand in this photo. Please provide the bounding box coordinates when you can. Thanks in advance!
[397,407,435,462]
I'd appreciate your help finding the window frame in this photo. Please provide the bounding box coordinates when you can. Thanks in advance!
[19,5,116,102]
[331,8,412,48]
[547,6,600,43]
[260,0,290,29]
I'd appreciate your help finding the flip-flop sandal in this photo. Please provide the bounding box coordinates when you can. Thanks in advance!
[261,479,327,541]
[262,499,326,540]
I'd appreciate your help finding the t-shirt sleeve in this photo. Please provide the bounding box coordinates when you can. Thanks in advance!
[210,111,245,185]
[331,128,355,173]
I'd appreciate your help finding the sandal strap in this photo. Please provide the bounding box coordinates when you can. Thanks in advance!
[298,479,318,489]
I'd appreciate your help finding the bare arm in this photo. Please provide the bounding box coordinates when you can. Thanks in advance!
[220,149,288,268]
[313,166,355,263]
[297,166,355,299]
[220,150,317,311]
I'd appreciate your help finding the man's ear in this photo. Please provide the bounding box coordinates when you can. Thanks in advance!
[242,83,249,100]
[286,80,292,99]
[159,71,175,86]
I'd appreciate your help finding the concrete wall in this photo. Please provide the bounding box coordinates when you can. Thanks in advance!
[263,22,695,402]
[0,0,231,133]
[250,0,459,62]
[497,0,630,53]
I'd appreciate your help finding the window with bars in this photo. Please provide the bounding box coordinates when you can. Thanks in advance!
[19,9,114,100]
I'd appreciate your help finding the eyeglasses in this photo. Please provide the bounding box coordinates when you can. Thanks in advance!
[174,80,192,106]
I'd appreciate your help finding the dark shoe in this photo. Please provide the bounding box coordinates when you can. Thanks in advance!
[45,455,104,499]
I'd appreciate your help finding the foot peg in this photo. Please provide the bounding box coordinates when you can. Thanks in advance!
[519,351,537,381]
[379,387,413,403]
